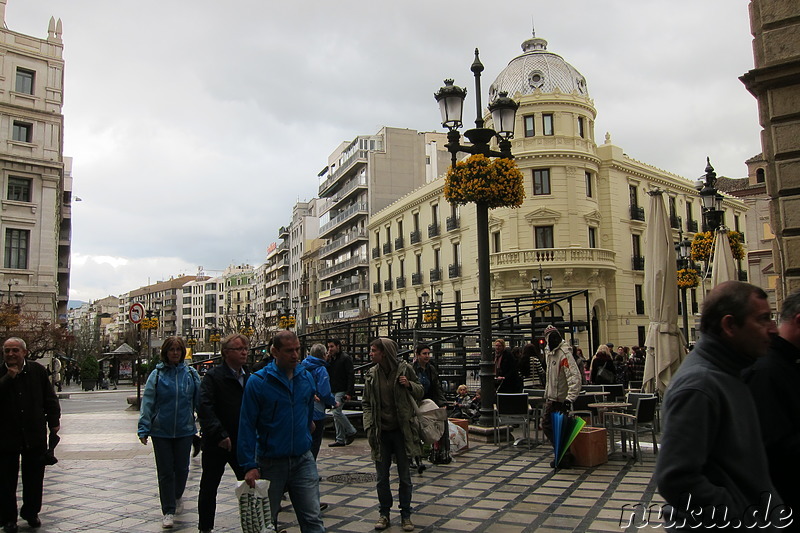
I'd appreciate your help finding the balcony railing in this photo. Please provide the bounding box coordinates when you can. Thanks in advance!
[319,202,368,235]
[630,205,645,221]
[412,272,423,286]
[372,282,381,294]
[394,236,404,250]
[318,255,369,279]
[410,230,421,244]
[687,220,699,233]
[383,279,393,291]
[382,242,392,254]
[396,276,406,289]
[669,214,682,230]
[448,264,461,279]
[490,247,616,270]
[319,228,368,258]
[428,223,440,238]
[635,300,645,315]
[430,268,442,282]
[318,149,368,195]
[446,216,460,231]
[371,246,380,259]
[632,255,645,271]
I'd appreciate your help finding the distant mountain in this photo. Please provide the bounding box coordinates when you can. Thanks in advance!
[67,300,87,310]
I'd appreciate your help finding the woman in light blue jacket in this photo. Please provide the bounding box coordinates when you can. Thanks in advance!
[137,336,200,529]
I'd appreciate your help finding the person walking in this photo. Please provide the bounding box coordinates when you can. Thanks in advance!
[238,330,325,533]
[299,344,337,460]
[0,338,61,533]
[412,344,449,464]
[196,333,250,533]
[362,337,422,532]
[494,339,522,393]
[326,339,357,447]
[137,337,201,529]
[655,281,786,529]
[540,326,581,468]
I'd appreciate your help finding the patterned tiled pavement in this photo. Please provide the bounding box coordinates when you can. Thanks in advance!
[23,387,665,532]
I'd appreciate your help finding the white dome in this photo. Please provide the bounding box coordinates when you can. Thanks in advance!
[489,35,588,100]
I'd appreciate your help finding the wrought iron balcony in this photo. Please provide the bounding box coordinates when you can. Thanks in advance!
[630,205,645,221]
[632,255,645,271]
[446,216,460,231]
[669,214,682,230]
[383,279,393,291]
[635,300,645,315]
[371,246,380,259]
[372,282,381,294]
[687,220,699,233]
[448,264,461,278]
[396,276,406,289]
[428,223,440,238]
[410,230,421,245]
[411,272,423,285]
[394,236,404,250]
[383,242,392,254]
[430,268,442,282]
[738,269,748,281]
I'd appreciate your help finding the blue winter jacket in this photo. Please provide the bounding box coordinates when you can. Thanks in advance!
[298,355,337,421]
[237,361,316,471]
[137,362,201,439]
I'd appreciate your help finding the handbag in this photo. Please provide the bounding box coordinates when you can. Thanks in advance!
[596,363,615,384]
[236,480,276,533]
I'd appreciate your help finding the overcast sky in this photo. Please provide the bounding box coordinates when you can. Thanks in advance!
[7,1,759,302]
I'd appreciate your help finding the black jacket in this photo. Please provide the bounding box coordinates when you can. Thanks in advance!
[197,362,248,450]
[328,351,355,397]
[0,360,60,453]
[413,360,446,407]
[742,335,800,528]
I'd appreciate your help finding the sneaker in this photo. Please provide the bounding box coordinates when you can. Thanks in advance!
[162,514,174,529]
[328,441,346,447]
[402,517,415,531]
[176,498,184,515]
[374,515,390,530]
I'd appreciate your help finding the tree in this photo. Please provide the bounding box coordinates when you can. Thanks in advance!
[0,309,72,360]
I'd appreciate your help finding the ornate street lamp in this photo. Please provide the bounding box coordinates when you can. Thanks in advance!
[435,50,518,426]
[676,232,693,347]
[698,157,724,232]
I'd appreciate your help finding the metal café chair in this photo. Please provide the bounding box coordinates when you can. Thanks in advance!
[524,388,546,444]
[494,393,533,449]
[603,396,659,461]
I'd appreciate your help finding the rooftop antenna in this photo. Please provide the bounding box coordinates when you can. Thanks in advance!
[531,17,535,38]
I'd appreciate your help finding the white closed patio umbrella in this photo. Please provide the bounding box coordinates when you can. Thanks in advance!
[710,229,737,288]
[642,190,687,395]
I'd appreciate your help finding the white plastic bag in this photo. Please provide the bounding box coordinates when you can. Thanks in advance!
[448,420,468,453]
[236,480,276,533]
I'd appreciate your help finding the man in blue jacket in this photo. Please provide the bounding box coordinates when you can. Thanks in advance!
[238,330,324,533]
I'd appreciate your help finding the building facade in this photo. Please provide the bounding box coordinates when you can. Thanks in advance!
[370,34,747,351]
[316,127,450,323]
[740,0,800,302]
[0,2,71,325]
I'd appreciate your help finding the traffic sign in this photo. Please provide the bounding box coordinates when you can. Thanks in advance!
[129,302,144,324]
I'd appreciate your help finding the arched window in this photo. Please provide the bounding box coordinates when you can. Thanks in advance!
[756,168,765,183]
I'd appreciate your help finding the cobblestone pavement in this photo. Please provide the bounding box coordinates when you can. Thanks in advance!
[19,386,664,532]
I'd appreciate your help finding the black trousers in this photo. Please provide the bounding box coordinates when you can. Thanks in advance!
[0,450,45,524]
[197,443,244,531]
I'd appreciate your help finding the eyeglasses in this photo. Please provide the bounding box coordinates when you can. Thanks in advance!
[225,346,248,352]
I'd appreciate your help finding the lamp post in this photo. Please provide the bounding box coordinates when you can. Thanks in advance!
[421,288,444,328]
[676,232,692,347]
[435,49,518,427]
[209,325,221,356]
[530,264,553,334]
[698,157,724,233]
[138,306,159,407]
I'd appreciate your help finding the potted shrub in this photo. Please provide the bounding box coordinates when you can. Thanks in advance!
[80,355,99,391]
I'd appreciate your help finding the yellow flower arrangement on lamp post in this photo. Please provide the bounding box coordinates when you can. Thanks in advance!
[444,154,525,208]
[690,230,746,262]
[676,268,700,289]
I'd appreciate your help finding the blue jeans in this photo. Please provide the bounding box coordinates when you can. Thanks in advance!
[375,429,412,519]
[332,391,356,443]
[259,450,325,533]
[151,436,193,515]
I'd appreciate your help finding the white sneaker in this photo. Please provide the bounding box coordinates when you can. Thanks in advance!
[175,497,184,515]
[162,514,174,529]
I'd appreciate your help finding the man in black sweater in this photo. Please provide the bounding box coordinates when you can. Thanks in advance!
[327,339,356,447]
[0,337,60,533]
[655,281,788,530]
[196,333,250,533]
[743,290,800,532]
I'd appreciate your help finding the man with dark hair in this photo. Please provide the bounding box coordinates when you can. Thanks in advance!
[0,338,61,533]
[655,281,787,529]
[197,333,250,533]
[326,339,356,447]
[743,290,800,531]
[238,330,324,533]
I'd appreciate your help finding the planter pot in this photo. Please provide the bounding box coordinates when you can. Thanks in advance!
[82,379,97,391]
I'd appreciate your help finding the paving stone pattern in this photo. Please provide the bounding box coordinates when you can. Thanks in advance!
[25,393,665,532]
